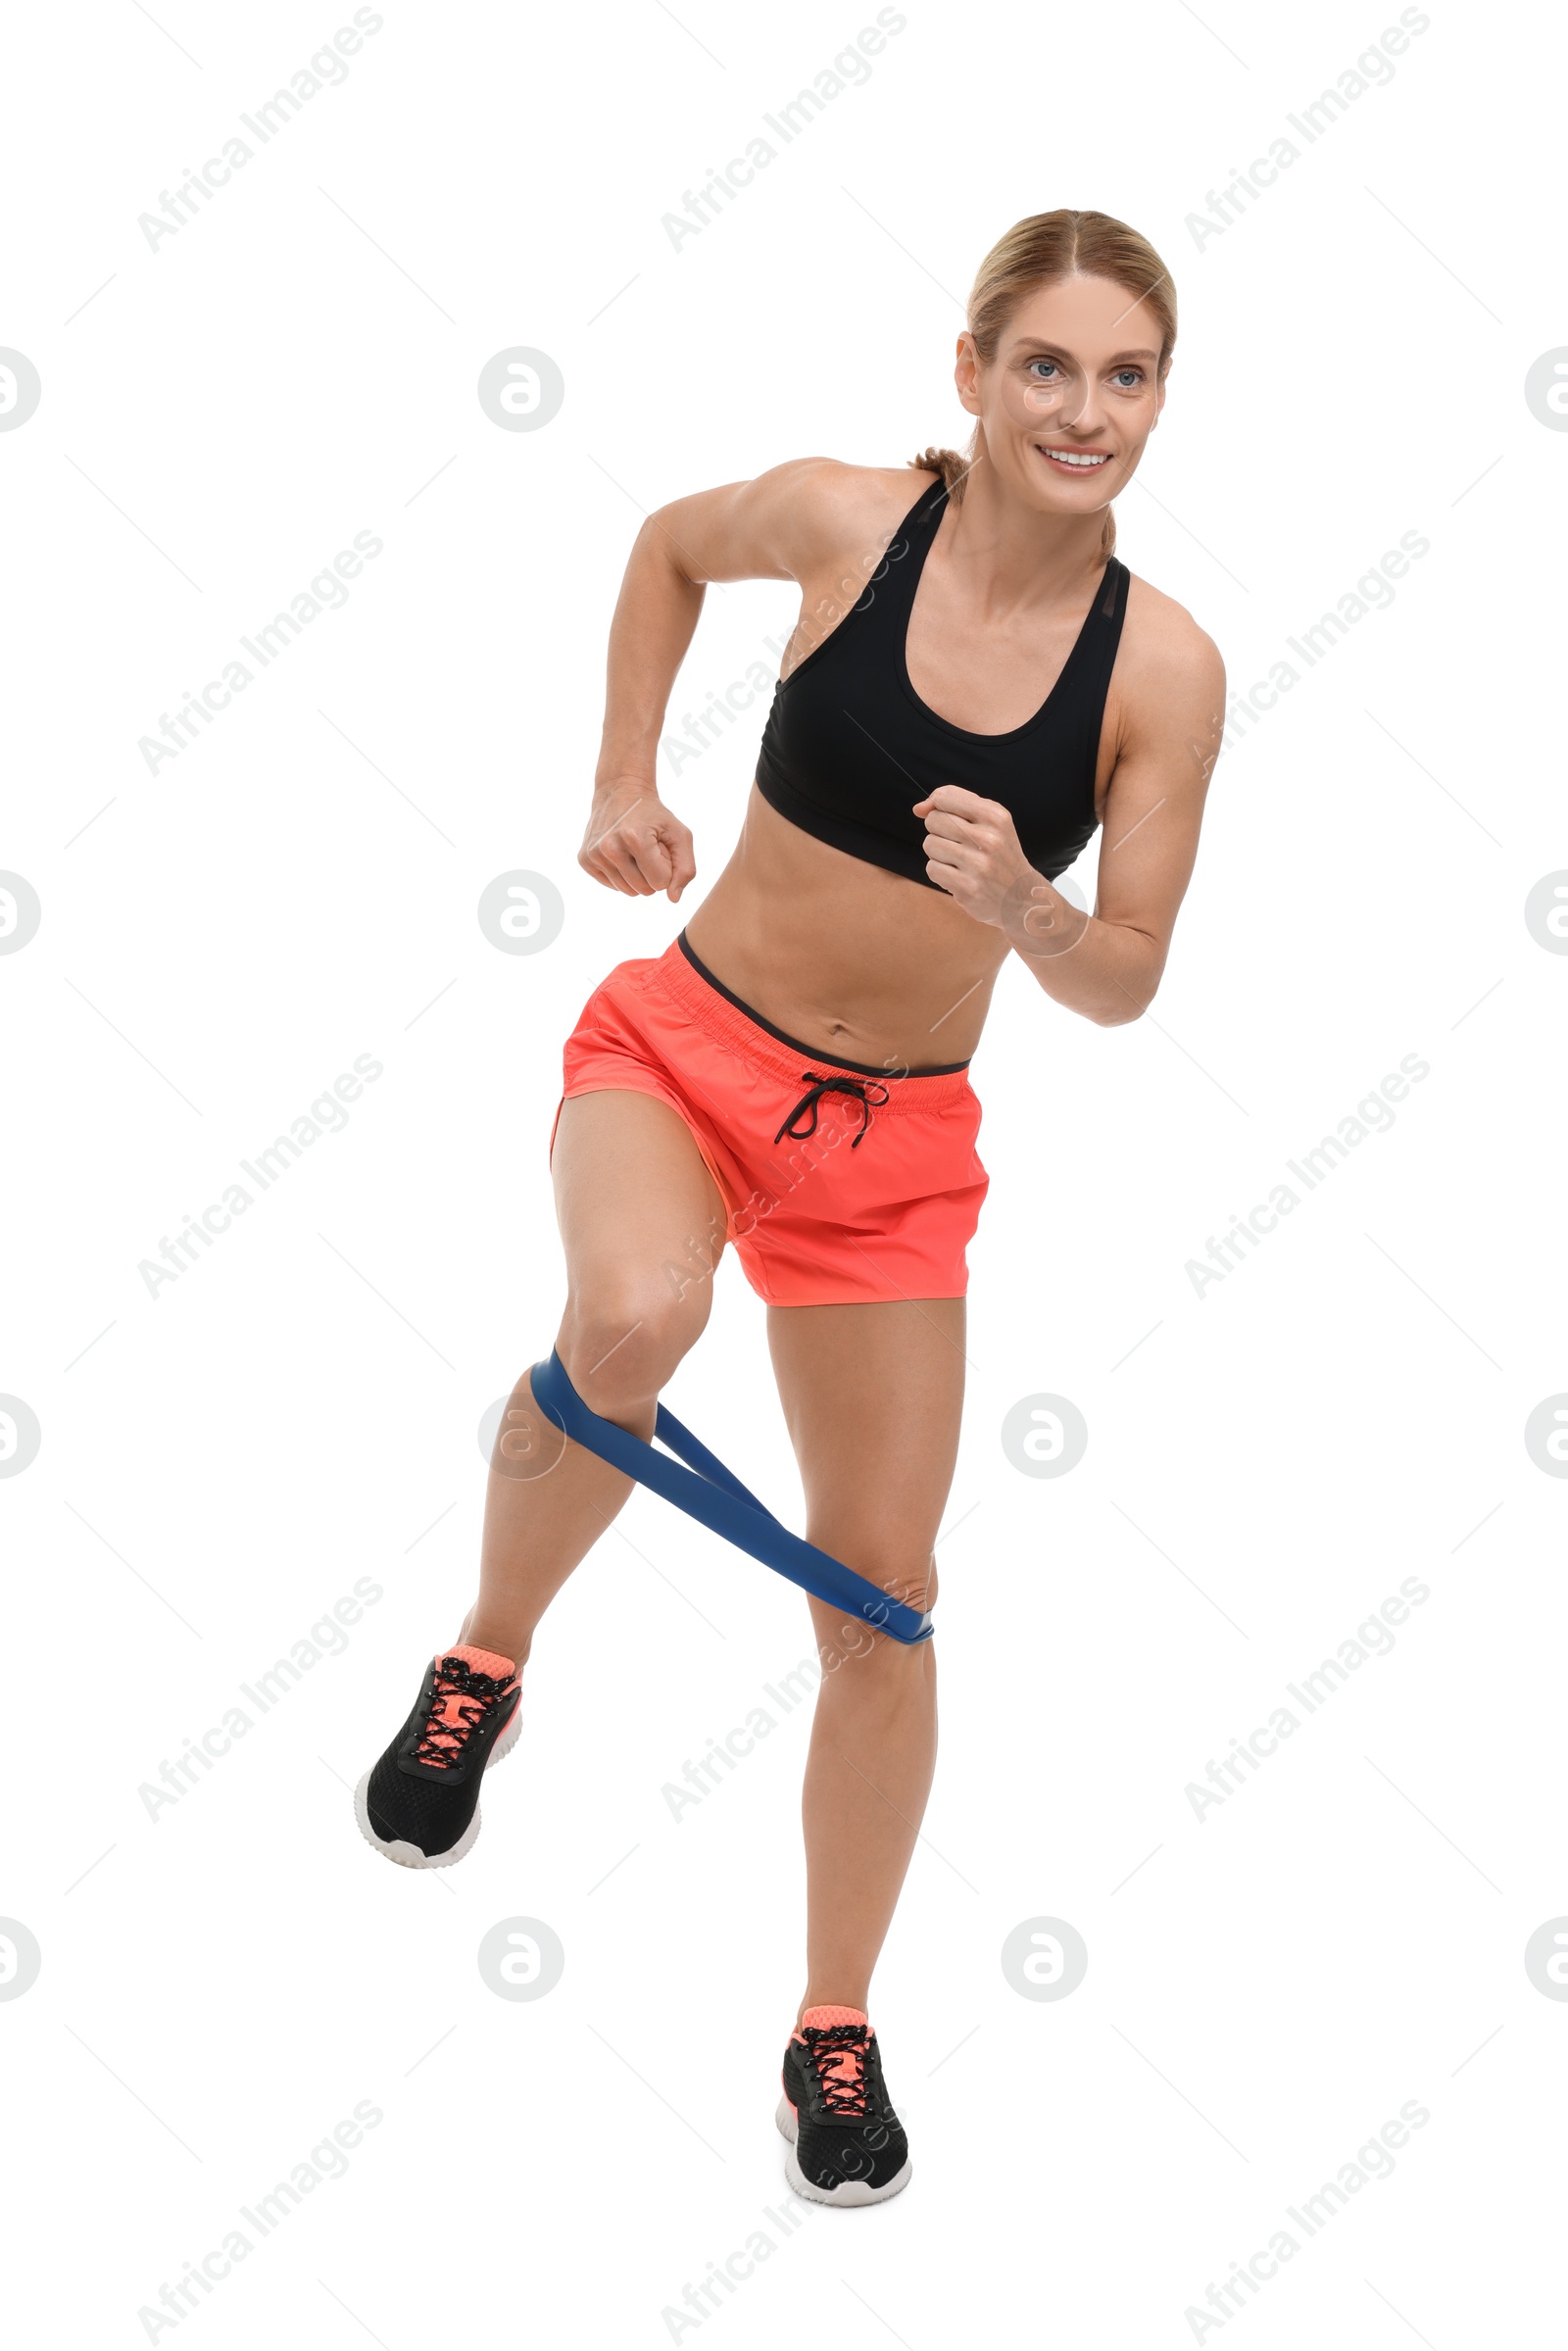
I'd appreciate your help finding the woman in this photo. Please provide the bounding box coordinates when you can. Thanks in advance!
[356,209,1224,2205]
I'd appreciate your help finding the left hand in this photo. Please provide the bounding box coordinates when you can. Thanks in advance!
[913,785,1048,932]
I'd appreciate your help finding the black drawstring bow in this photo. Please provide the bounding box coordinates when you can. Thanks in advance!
[774,1070,890,1151]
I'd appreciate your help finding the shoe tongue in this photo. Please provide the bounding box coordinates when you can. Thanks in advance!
[440,1641,515,1680]
[419,1644,516,1767]
[800,2006,870,2111]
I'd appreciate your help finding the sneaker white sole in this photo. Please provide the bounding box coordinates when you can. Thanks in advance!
[353,1699,522,1870]
[774,2094,912,2205]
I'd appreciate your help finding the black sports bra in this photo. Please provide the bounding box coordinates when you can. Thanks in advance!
[755,474,1129,890]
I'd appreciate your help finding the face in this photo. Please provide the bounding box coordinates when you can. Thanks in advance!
[956,271,1166,516]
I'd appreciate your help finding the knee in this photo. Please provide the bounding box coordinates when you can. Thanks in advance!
[814,1617,935,1716]
[810,1544,939,1688]
[558,1281,703,1417]
[810,1535,937,1625]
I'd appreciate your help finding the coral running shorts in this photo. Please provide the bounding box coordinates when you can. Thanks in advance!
[553,933,989,1307]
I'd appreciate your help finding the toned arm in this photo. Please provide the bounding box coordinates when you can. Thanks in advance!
[917,594,1225,1024]
[1071,605,1225,1020]
[582,460,903,899]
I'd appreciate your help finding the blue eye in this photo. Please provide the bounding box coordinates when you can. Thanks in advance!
[1027,360,1059,381]
[1113,368,1143,388]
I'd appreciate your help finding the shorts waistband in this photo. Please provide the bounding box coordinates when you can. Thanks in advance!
[635,933,975,1110]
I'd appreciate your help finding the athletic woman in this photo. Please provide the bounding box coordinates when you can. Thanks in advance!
[356,210,1224,2205]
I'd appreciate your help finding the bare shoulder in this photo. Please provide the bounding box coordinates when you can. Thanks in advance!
[660,457,938,586]
[1118,571,1226,714]
[759,457,938,568]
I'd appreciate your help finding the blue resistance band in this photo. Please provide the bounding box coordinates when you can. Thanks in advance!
[528,1349,934,1646]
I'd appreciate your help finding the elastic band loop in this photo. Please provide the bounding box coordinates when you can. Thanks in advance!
[528,1350,934,1645]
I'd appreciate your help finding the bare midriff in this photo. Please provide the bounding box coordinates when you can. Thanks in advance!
[681,784,1011,1073]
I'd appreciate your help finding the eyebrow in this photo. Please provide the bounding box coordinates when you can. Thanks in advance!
[1007,338,1160,365]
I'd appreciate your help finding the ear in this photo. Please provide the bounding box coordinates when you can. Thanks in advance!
[954,331,983,421]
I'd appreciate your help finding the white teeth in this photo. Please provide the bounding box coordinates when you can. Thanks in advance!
[1041,449,1108,467]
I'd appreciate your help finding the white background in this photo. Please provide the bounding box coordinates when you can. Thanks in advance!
[3,0,1565,2342]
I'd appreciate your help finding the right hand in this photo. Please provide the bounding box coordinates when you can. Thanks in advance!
[578,783,696,902]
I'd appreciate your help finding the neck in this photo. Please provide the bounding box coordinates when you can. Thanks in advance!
[940,449,1110,612]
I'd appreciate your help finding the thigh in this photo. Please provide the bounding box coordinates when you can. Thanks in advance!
[766,1298,966,1606]
[552,1089,727,1316]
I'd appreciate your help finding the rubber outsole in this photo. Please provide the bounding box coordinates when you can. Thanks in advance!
[353,1698,522,1870]
[773,2093,912,2206]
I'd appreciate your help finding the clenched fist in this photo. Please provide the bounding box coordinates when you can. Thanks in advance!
[579,783,696,903]
[914,785,1087,955]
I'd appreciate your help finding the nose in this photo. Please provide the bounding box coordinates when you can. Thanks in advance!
[1058,374,1108,436]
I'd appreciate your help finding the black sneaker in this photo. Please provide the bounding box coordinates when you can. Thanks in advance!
[354,1642,521,1869]
[776,2005,911,2205]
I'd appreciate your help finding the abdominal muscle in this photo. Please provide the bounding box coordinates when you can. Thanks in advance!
[680,783,1011,1073]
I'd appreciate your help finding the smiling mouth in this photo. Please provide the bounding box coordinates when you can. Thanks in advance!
[1035,445,1111,470]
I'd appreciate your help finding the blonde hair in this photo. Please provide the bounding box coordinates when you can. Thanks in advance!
[910,209,1177,558]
